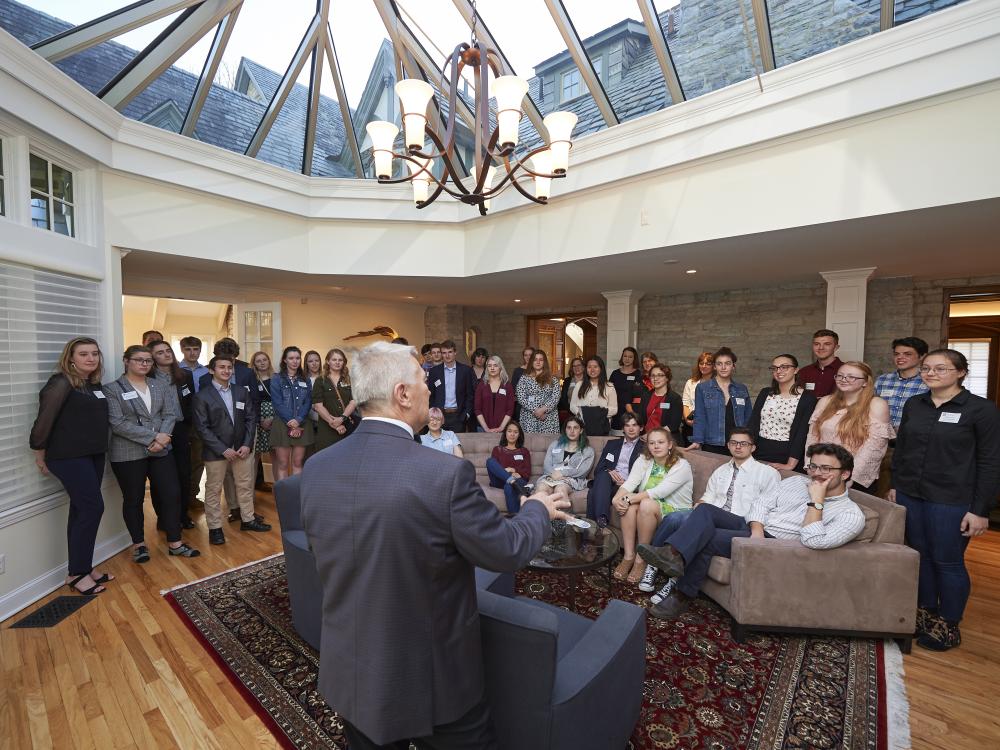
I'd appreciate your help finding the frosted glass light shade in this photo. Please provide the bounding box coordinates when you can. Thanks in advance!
[406,157,432,204]
[531,150,553,200]
[396,79,434,150]
[543,111,577,173]
[366,121,399,179]
[493,75,528,148]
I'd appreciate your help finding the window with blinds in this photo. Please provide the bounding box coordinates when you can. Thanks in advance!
[0,263,102,514]
[947,338,991,399]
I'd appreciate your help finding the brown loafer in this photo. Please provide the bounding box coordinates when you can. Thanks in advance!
[649,591,692,620]
[638,543,686,579]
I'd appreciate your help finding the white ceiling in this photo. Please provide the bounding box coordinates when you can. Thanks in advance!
[122,198,1000,309]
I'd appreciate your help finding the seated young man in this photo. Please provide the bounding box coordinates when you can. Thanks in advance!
[638,442,866,619]
[645,427,781,603]
[586,413,644,526]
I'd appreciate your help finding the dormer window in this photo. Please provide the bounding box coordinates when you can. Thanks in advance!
[561,69,581,102]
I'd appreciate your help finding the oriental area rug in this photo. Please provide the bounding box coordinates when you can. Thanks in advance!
[165,555,910,750]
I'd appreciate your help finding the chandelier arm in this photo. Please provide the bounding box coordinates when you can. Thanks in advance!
[501,153,547,205]
[440,43,466,157]
[423,125,474,195]
[505,144,566,179]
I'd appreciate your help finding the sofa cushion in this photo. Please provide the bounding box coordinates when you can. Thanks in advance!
[706,556,731,585]
[855,505,880,543]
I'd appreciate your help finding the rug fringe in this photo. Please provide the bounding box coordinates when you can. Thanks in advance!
[159,552,285,595]
[882,640,913,750]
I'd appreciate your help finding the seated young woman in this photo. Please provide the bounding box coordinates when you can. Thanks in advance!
[485,421,533,514]
[420,407,464,457]
[533,417,595,506]
[611,427,693,588]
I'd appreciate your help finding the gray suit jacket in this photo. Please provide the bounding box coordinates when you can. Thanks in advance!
[299,418,551,744]
[103,375,178,462]
[192,382,256,461]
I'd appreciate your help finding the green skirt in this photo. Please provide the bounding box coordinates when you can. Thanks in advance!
[315,419,349,451]
[269,419,315,448]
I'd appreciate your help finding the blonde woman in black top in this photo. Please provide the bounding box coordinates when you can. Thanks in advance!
[29,337,114,595]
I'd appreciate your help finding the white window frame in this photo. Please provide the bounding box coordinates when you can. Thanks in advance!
[561,68,582,102]
[235,302,282,363]
[590,55,604,84]
[947,338,991,399]
[0,135,7,218]
[29,150,76,238]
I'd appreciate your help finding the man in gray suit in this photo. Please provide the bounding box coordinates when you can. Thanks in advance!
[300,342,569,749]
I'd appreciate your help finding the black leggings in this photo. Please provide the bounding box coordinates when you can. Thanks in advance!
[46,454,106,577]
[111,455,182,544]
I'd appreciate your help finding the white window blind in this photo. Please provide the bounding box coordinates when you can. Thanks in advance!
[0,263,102,513]
[947,338,991,399]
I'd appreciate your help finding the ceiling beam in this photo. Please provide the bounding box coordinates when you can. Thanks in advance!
[99,0,242,111]
[32,0,203,62]
[301,43,325,176]
[881,0,896,31]
[635,0,685,103]
[542,0,619,127]
[244,13,323,158]
[749,0,776,72]
[181,5,242,137]
[324,26,365,178]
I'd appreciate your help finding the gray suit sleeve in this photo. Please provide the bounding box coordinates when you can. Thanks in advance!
[105,383,157,447]
[156,382,178,435]
[449,460,550,572]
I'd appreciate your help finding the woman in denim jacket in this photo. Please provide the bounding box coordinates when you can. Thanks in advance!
[689,347,752,455]
[270,346,314,481]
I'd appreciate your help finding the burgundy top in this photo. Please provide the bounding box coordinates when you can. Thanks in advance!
[490,445,533,479]
[798,357,843,398]
[474,380,516,429]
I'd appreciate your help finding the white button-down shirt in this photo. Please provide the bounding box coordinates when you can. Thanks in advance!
[700,456,781,518]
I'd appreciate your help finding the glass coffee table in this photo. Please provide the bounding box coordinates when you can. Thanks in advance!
[527,517,621,613]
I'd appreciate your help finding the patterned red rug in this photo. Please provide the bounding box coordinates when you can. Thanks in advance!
[165,555,910,749]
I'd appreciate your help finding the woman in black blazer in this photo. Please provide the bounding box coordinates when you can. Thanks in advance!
[747,353,816,470]
[150,341,196,528]
[29,337,113,595]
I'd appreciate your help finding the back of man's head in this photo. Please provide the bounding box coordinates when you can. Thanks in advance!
[353,341,421,410]
[214,337,239,357]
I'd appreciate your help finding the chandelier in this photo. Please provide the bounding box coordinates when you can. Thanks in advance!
[365,5,578,216]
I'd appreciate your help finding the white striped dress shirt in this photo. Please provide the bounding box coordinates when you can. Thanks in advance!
[746,475,866,549]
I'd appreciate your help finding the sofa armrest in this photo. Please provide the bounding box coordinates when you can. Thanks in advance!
[727,538,918,634]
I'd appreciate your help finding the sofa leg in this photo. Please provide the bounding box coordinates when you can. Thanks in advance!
[895,636,913,655]
[731,622,748,643]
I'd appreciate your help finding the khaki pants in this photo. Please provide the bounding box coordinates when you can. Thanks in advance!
[204,456,256,529]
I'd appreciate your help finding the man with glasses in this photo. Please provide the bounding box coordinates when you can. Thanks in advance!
[874,337,929,496]
[638,443,866,619]
[645,428,780,604]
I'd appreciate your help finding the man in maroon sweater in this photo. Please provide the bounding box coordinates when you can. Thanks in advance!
[798,329,843,398]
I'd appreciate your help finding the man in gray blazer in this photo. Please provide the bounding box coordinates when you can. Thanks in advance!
[300,342,569,748]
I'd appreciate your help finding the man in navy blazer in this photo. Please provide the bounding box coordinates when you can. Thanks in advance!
[300,342,569,748]
[426,339,476,432]
[587,413,645,526]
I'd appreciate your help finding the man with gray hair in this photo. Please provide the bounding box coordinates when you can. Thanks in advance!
[300,341,569,748]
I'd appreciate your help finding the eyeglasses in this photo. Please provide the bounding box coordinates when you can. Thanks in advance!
[129,358,153,365]
[805,463,843,474]
[919,366,957,375]
[650,373,667,379]
[727,440,753,448]
[768,364,795,372]
[834,374,865,383]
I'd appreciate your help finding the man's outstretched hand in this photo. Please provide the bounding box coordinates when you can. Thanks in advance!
[523,492,572,520]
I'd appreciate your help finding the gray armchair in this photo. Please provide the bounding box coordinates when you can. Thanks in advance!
[477,590,646,750]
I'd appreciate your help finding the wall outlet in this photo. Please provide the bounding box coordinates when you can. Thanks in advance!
[0,554,5,574]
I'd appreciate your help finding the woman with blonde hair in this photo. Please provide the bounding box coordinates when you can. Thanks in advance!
[30,337,114,594]
[682,351,715,438]
[251,351,275,486]
[313,348,358,451]
[805,360,893,492]
[475,354,516,432]
[611,427,693,589]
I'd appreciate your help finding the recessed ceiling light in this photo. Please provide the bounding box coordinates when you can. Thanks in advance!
[662,259,679,265]
[685,269,697,274]
[549,317,564,322]
[329,285,346,290]
[404,295,416,300]
[514,299,521,303]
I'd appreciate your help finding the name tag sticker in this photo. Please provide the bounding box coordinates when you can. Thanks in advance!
[298,381,308,388]
[627,375,636,381]
[552,448,562,454]
[939,412,961,424]
[513,454,524,461]
[94,391,106,399]
[435,380,442,387]
[181,387,191,397]
[258,383,264,391]
[122,391,138,401]
[605,452,615,461]
[735,398,745,406]
[498,388,506,395]
[805,382,816,390]
[660,402,670,410]
[236,402,246,410]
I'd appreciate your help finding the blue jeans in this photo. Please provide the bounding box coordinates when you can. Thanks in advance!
[651,508,694,546]
[486,457,528,514]
[896,491,972,623]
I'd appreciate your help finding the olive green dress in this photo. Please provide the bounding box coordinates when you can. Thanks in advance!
[313,376,354,450]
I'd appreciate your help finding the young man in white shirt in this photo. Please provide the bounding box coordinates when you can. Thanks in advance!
[639,442,866,619]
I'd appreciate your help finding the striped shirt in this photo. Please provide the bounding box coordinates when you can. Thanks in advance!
[746,475,866,549]
[875,370,929,429]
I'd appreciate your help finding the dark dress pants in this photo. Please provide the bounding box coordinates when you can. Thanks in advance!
[111,454,183,544]
[586,470,617,522]
[46,454,106,577]
[341,691,496,750]
[667,503,754,598]
[443,411,466,433]
[151,421,192,525]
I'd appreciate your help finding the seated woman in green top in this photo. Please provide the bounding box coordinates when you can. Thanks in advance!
[312,348,358,451]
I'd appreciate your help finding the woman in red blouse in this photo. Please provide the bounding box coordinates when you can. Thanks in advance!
[639,363,684,443]
[485,422,533,513]
[474,355,516,432]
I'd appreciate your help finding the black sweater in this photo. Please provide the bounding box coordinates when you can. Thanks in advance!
[29,374,109,460]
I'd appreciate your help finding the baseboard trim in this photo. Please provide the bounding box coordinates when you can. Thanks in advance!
[0,530,132,623]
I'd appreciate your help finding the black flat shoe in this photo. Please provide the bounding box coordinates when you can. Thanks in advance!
[168,543,201,558]
[181,516,196,530]
[209,528,226,545]
[133,545,150,564]
[240,519,272,532]
[66,574,105,596]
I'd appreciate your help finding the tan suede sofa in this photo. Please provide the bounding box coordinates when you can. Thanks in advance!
[459,432,919,650]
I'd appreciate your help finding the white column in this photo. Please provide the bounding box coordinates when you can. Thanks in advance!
[602,289,644,360]
[819,268,876,362]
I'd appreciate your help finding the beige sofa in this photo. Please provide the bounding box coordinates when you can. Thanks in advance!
[458,432,919,650]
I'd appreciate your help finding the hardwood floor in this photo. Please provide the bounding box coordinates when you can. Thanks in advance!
[2,491,999,749]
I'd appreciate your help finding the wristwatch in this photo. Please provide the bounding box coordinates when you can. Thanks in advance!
[806,501,825,511]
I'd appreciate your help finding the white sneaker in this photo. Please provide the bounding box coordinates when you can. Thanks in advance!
[637,564,657,592]
[650,578,675,605]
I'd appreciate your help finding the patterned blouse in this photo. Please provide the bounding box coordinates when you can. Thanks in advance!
[805,406,895,488]
[758,393,802,441]
[515,375,561,433]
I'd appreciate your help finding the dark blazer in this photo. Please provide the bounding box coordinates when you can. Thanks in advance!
[192,382,257,461]
[427,362,476,419]
[198,359,258,407]
[299,419,551,744]
[747,387,817,463]
[637,388,684,437]
[593,436,644,477]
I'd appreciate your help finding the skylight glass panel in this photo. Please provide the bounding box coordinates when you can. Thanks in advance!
[895,0,968,25]
[770,0,879,68]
